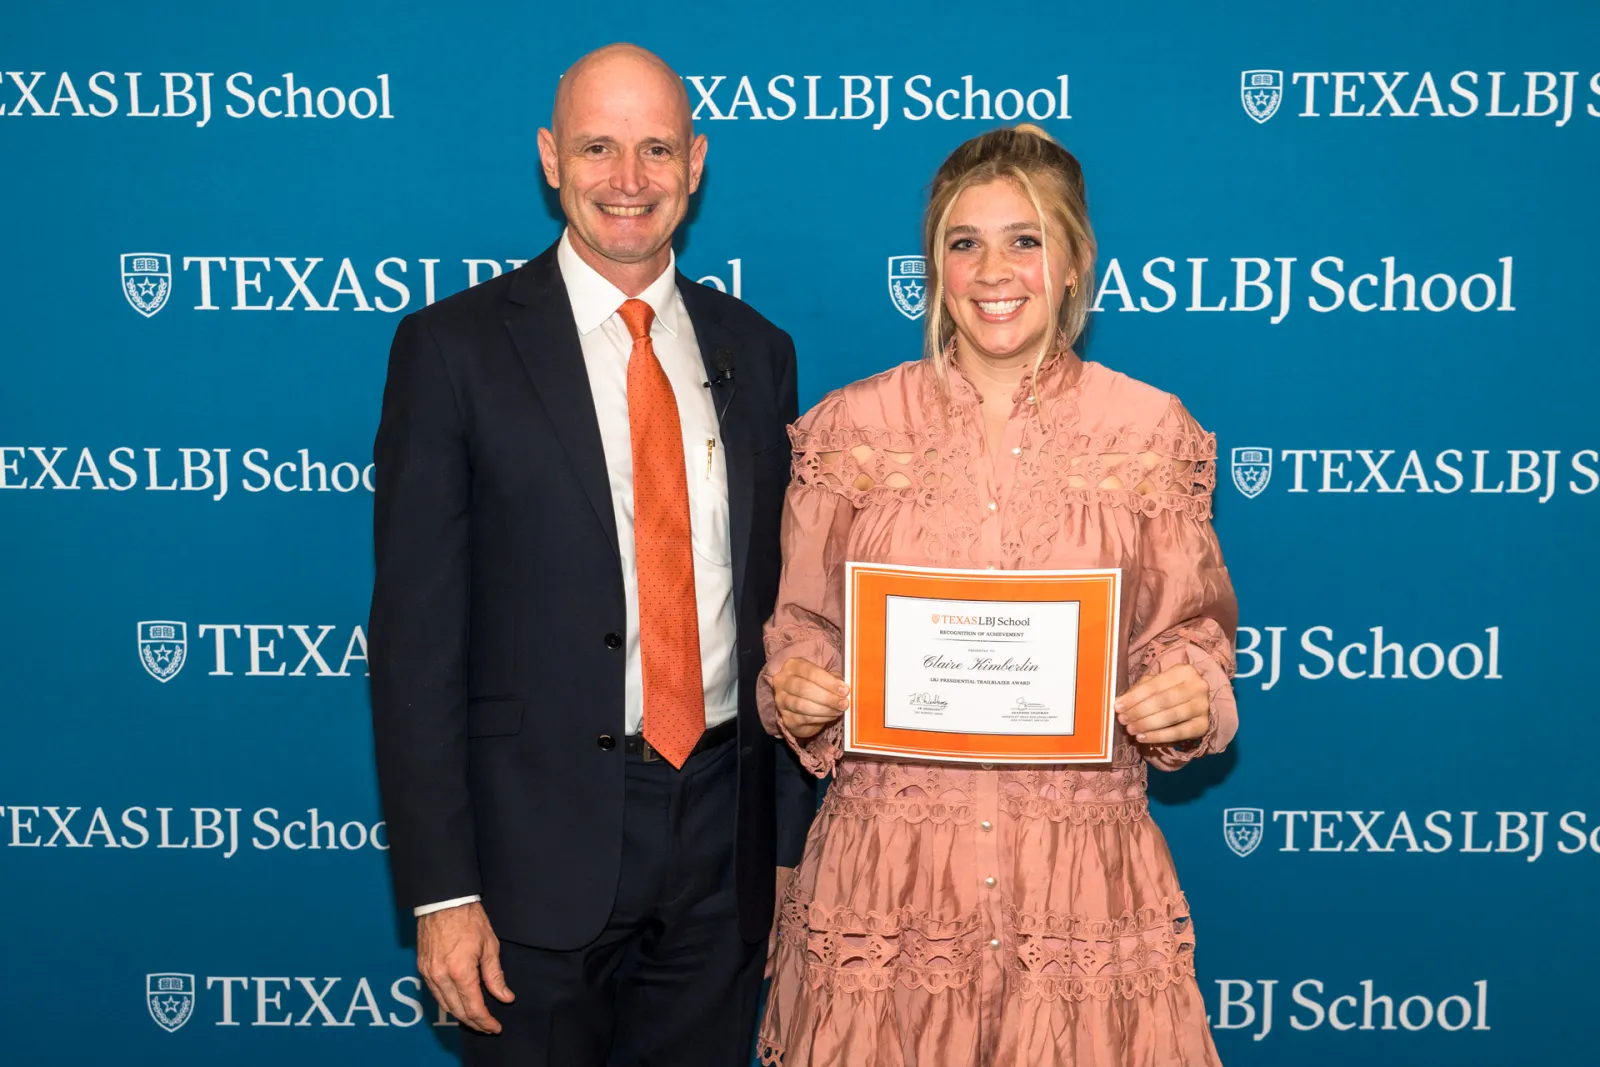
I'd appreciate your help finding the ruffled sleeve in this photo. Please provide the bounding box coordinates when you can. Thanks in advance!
[758,393,858,778]
[1126,396,1239,771]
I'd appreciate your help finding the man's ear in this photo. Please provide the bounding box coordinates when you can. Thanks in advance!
[687,132,708,195]
[537,128,561,189]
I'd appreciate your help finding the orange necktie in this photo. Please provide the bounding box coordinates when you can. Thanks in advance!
[617,298,705,768]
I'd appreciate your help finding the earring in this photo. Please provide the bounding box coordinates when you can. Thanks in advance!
[1068,277,1079,297]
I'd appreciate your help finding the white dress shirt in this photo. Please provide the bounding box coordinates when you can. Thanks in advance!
[416,232,739,918]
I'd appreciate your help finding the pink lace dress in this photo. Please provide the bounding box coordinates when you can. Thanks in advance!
[756,352,1238,1067]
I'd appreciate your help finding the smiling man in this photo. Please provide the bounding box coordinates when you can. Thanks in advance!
[369,43,815,1067]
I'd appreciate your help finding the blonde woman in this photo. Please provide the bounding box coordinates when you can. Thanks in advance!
[757,125,1237,1067]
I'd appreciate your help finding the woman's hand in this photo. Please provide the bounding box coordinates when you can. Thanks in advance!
[1116,663,1209,745]
[771,657,850,740]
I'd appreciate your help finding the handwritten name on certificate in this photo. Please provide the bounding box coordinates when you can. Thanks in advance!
[844,563,1121,764]
[884,596,1080,735]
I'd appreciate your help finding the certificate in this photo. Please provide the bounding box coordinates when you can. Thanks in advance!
[844,563,1121,764]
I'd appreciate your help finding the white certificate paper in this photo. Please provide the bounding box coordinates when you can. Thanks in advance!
[883,595,1082,735]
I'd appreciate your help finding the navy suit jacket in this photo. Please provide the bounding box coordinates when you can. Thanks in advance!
[369,240,816,949]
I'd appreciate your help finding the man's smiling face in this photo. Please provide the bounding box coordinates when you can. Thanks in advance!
[539,47,707,276]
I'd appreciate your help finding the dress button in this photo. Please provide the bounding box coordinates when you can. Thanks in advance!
[984,876,997,888]
[597,734,616,751]
[1011,447,1022,456]
[989,938,1001,949]
[987,501,997,512]
[980,820,993,832]
[604,632,623,649]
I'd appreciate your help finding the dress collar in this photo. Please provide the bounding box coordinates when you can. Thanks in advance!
[945,345,1083,407]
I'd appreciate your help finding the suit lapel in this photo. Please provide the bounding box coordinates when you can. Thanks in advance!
[678,274,755,615]
[504,245,620,553]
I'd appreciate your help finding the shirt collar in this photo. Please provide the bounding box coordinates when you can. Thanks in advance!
[557,229,681,338]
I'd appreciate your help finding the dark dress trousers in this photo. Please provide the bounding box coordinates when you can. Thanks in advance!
[368,241,815,988]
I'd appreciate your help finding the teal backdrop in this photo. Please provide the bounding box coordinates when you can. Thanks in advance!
[2,1,1596,1063]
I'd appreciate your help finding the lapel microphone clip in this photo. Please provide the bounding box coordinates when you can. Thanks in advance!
[707,348,737,421]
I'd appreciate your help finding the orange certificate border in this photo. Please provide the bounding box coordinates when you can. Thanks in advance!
[844,563,1122,764]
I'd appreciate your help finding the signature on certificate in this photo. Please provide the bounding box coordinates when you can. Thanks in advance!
[908,692,949,710]
[1013,698,1049,712]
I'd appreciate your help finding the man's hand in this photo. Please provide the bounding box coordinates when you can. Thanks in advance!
[417,902,514,1034]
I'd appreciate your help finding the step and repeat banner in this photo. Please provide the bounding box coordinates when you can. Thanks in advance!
[3,2,1595,1064]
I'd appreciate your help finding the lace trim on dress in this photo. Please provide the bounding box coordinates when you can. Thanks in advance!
[823,794,977,825]
[831,760,974,800]
[786,372,1220,538]
[1004,895,1191,940]
[787,443,1215,518]
[773,892,1200,1002]
[763,620,841,664]
[797,959,980,995]
[765,717,840,780]
[820,743,1155,818]
[1132,620,1235,679]
[999,751,1149,803]
[833,755,1148,795]
[820,790,1148,825]
[1011,955,1198,1002]
[997,795,1150,824]
[1010,892,1197,1004]
[753,956,1201,1065]
[786,899,988,941]
[790,899,988,994]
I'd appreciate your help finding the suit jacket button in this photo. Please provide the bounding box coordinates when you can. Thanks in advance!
[597,734,616,751]
[604,632,623,649]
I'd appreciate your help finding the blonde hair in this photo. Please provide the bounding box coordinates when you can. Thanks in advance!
[922,124,1097,391]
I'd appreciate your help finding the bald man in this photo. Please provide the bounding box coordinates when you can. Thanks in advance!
[369,43,816,1066]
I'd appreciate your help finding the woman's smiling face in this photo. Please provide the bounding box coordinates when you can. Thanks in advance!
[940,178,1073,366]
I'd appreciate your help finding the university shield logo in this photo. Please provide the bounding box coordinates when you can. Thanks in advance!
[1223,808,1265,857]
[1231,447,1272,498]
[122,253,172,318]
[138,621,187,683]
[888,255,928,320]
[146,973,195,1032]
[1241,70,1283,124]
